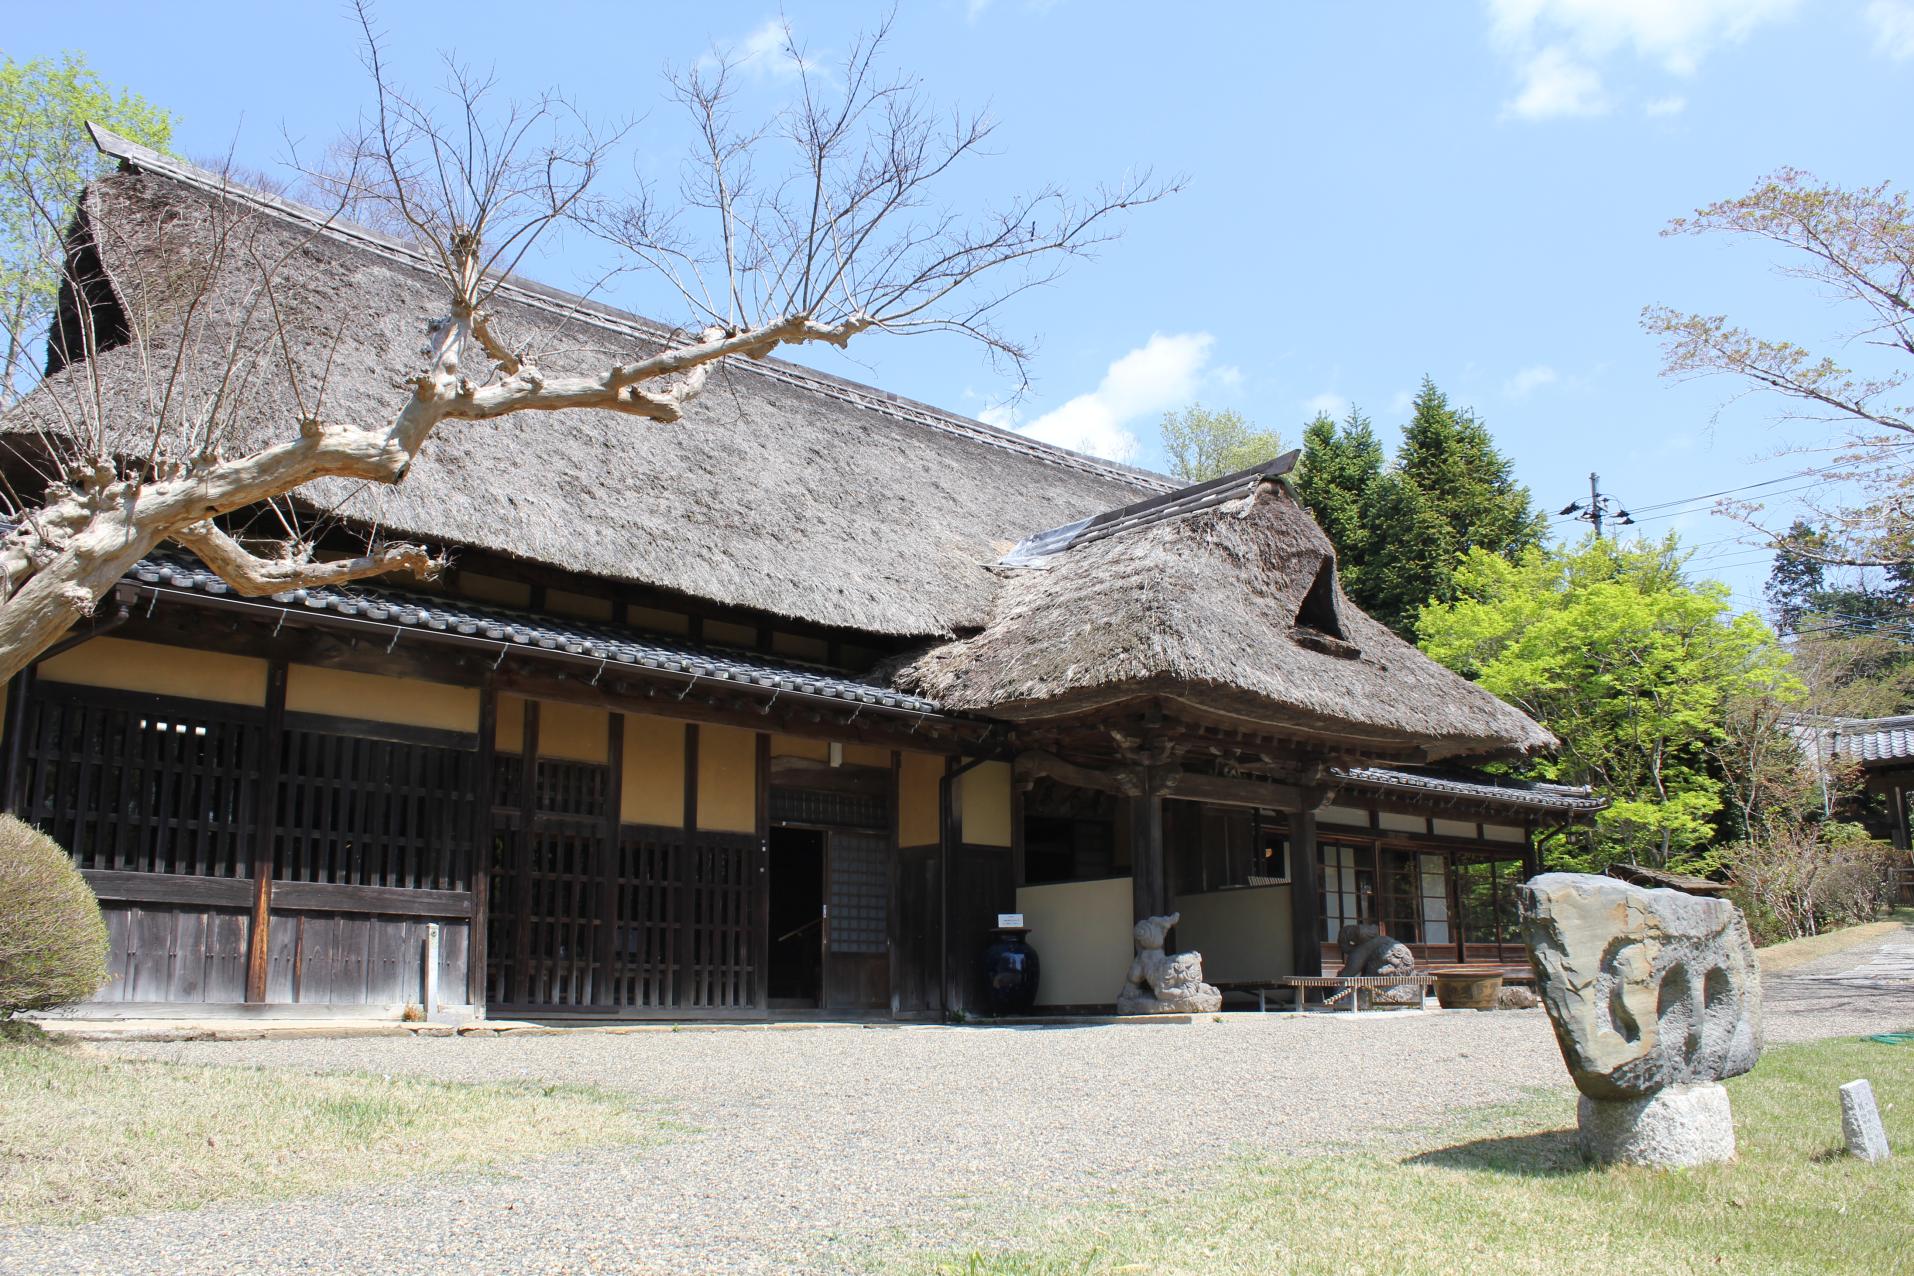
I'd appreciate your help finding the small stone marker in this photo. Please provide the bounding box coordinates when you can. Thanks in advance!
[1840,1079,1891,1163]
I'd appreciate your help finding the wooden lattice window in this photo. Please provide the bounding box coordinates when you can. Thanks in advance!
[274,721,480,890]
[15,685,264,877]
[828,831,890,955]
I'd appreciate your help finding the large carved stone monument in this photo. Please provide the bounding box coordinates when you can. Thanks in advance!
[1117,913,1222,1014]
[1521,872,1762,1168]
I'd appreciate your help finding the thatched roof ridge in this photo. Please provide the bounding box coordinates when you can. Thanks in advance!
[891,478,1557,761]
[8,127,1167,639]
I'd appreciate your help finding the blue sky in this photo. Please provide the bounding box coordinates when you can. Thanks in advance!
[12,2,1913,611]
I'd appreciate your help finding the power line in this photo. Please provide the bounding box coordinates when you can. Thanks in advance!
[1623,461,1851,516]
[1556,472,1634,538]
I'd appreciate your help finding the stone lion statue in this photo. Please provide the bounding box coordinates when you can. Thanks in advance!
[1334,922,1421,1006]
[1117,912,1222,1014]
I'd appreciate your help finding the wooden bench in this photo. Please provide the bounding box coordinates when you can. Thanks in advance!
[1276,973,1439,1014]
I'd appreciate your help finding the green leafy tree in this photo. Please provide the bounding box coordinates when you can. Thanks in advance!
[1419,534,1801,871]
[0,52,175,399]
[1158,404,1284,483]
[1315,379,1544,634]
[1293,407,1384,598]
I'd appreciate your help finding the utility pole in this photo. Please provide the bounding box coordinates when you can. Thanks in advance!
[1558,472,1633,539]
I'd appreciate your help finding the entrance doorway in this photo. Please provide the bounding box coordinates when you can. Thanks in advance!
[767,826,825,1008]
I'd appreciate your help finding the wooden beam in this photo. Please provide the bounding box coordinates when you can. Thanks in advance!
[245,661,287,1002]
[1155,770,1312,812]
[1289,810,1321,978]
[1013,749,1143,796]
[269,881,476,918]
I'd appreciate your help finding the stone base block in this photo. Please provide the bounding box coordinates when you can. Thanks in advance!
[1578,1083,1736,1168]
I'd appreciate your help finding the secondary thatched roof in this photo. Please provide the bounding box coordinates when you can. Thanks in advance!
[891,471,1557,761]
[7,130,1161,639]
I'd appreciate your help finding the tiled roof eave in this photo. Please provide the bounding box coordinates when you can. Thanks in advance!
[121,553,960,725]
[1332,765,1607,815]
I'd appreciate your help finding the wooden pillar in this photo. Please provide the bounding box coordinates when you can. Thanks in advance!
[244,661,288,1003]
[939,755,959,1017]
[1009,780,1027,890]
[511,699,540,1006]
[469,685,497,1010]
[1288,810,1320,977]
[888,749,902,1018]
[1128,789,1168,923]
[754,730,770,1014]
[675,723,698,1009]
[0,668,31,814]
[595,712,625,1007]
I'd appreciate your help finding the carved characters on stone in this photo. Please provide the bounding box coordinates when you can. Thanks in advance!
[1117,913,1222,1014]
[1521,872,1763,1168]
[1336,922,1421,1006]
[1522,873,1762,1100]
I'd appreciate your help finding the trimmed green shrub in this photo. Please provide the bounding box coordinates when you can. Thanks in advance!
[0,815,107,1012]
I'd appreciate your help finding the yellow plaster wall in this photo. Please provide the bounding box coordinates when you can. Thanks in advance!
[540,701,610,762]
[1318,804,1371,830]
[460,573,532,607]
[39,638,267,707]
[960,761,1014,848]
[1379,811,1428,834]
[547,588,613,621]
[1016,876,1132,1007]
[898,751,944,847]
[285,666,479,733]
[843,743,891,769]
[771,734,830,762]
[1483,823,1526,844]
[1172,886,1293,983]
[497,695,525,752]
[698,724,758,832]
[771,632,829,662]
[624,714,685,826]
[1433,817,1480,841]
[630,606,689,636]
[705,620,758,649]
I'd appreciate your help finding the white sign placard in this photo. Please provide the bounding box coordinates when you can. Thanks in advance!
[997,913,1025,928]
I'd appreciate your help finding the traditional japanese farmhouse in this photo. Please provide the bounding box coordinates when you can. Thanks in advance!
[3,130,1603,1020]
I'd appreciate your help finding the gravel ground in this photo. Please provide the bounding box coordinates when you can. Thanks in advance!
[1762,915,1914,1044]
[6,923,1910,1276]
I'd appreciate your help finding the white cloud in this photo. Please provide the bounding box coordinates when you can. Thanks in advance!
[1643,94,1687,117]
[1866,0,1914,58]
[1504,364,1559,398]
[1488,0,1798,120]
[700,18,806,82]
[1002,332,1217,463]
[1303,392,1350,418]
[1505,46,1608,120]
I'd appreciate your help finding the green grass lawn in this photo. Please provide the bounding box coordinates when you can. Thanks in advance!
[919,1033,1914,1276]
[0,1029,661,1226]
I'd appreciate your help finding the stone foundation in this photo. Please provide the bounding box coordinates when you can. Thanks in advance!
[1577,1082,1736,1168]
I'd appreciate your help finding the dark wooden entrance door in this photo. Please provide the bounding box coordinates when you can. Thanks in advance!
[823,829,890,1010]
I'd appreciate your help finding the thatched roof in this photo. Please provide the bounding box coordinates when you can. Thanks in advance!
[11,130,1558,764]
[8,129,1162,639]
[891,470,1556,761]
